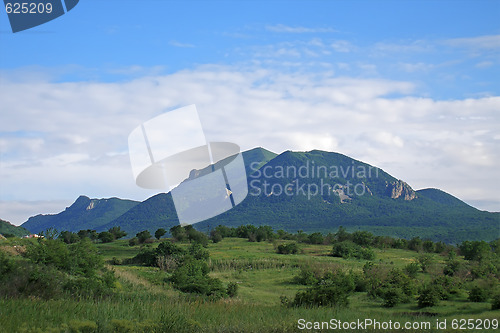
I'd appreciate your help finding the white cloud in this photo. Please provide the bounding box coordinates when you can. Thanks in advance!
[266,24,336,33]
[0,65,499,225]
[169,40,195,48]
[445,35,500,50]
[331,40,355,53]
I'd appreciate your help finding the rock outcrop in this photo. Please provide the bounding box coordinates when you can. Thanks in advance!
[386,180,417,200]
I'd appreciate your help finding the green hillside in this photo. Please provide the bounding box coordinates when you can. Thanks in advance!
[1,227,499,332]
[21,196,140,234]
[20,148,499,243]
[0,219,29,237]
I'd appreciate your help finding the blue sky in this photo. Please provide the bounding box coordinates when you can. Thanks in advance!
[0,0,499,225]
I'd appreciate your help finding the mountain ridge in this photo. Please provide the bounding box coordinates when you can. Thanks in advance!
[20,147,499,243]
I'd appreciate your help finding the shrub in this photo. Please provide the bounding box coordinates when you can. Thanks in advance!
[227,282,238,297]
[98,231,114,243]
[492,294,500,310]
[128,237,139,246]
[290,284,352,308]
[418,286,440,308]
[136,230,152,244]
[108,226,127,240]
[417,254,434,272]
[188,242,209,260]
[404,262,420,278]
[293,267,319,285]
[331,241,375,260]
[381,287,405,307]
[155,228,166,240]
[277,242,299,254]
[468,286,489,302]
[170,258,225,297]
[210,230,223,243]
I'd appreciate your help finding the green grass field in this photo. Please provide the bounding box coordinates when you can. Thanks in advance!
[1,237,498,332]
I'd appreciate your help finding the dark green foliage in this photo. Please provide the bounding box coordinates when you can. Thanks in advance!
[417,253,434,272]
[408,237,423,251]
[307,232,324,244]
[227,282,238,297]
[108,226,127,240]
[331,241,375,260]
[431,275,462,300]
[1,238,114,299]
[459,240,492,261]
[468,286,489,302]
[21,196,139,234]
[210,230,223,243]
[293,267,319,286]
[289,272,355,308]
[136,230,152,244]
[170,225,187,241]
[0,219,29,237]
[277,242,299,254]
[58,231,80,244]
[130,246,157,266]
[381,287,405,307]
[418,285,440,308]
[443,259,463,276]
[156,240,186,257]
[154,228,166,240]
[128,237,139,246]
[492,294,500,310]
[170,258,225,297]
[77,229,98,241]
[98,231,114,243]
[0,251,13,276]
[423,240,435,253]
[351,230,374,247]
[188,242,210,260]
[404,262,420,278]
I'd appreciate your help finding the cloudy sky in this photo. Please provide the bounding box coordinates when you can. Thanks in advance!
[1,0,499,225]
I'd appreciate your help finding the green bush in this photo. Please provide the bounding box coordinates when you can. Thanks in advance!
[492,294,500,310]
[381,287,405,307]
[277,242,299,254]
[468,286,489,302]
[171,258,225,297]
[418,285,440,308]
[290,284,352,308]
[227,282,238,297]
[331,241,375,260]
[404,262,420,278]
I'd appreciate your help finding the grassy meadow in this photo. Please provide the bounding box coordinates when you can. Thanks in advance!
[0,236,499,332]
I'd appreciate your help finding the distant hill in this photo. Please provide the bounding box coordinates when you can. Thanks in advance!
[0,219,29,237]
[21,196,139,234]
[20,148,500,243]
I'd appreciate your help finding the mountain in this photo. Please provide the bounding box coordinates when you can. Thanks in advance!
[20,148,499,243]
[194,149,499,243]
[21,196,140,234]
[0,219,29,237]
[97,147,279,233]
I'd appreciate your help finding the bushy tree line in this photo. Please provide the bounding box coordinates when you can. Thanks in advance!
[58,226,127,244]
[0,238,116,299]
[284,236,500,309]
[127,239,237,299]
[208,225,456,254]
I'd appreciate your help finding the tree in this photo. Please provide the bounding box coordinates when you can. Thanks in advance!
[59,231,80,244]
[108,226,127,240]
[155,228,166,240]
[418,286,440,308]
[98,231,114,243]
[136,230,152,244]
[170,225,187,241]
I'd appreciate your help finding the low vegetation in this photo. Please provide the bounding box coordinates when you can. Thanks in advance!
[1,225,499,332]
